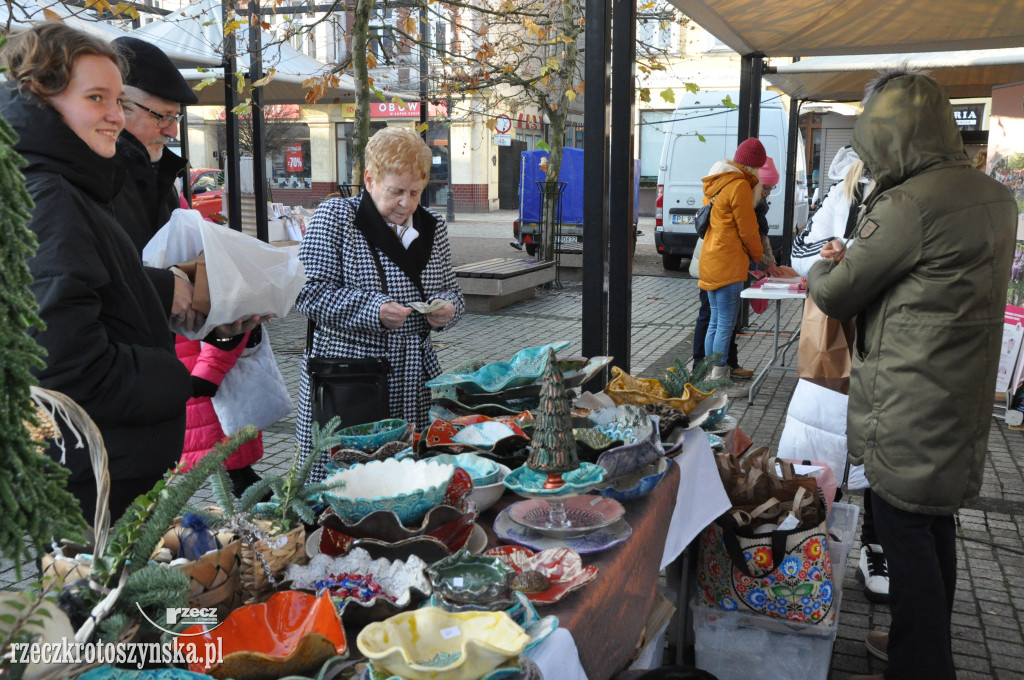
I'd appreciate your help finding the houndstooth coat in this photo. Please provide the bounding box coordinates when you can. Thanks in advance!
[295,193,464,481]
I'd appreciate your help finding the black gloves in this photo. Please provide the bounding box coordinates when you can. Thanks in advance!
[191,376,219,398]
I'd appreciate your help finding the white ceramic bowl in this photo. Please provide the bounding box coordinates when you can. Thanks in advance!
[467,464,512,514]
[322,458,455,526]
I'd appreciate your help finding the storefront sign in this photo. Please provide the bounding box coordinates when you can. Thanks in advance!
[952,103,984,130]
[340,101,423,119]
[285,144,304,172]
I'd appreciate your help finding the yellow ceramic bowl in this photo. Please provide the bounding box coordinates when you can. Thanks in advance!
[356,607,530,680]
[604,366,713,414]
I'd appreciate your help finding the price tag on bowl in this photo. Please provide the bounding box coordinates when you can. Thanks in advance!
[440,626,462,640]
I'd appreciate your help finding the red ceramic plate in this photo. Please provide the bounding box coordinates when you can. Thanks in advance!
[178,591,346,679]
[484,545,599,605]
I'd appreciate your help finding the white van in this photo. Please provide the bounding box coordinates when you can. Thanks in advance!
[654,90,809,269]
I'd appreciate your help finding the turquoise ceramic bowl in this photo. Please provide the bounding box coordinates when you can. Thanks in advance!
[322,458,455,526]
[336,419,408,452]
[503,463,606,499]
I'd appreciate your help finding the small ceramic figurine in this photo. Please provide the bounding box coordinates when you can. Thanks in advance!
[525,349,580,488]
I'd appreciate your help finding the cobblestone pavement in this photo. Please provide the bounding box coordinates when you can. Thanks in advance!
[5,248,1024,679]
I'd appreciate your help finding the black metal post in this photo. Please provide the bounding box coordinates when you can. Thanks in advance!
[736,52,764,329]
[582,0,611,368]
[608,0,636,373]
[223,0,242,231]
[249,0,268,243]
[446,95,455,222]
[180,107,192,206]
[782,98,801,265]
[419,0,429,207]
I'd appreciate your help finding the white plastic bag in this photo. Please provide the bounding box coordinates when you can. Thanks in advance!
[212,329,292,434]
[142,208,206,269]
[777,379,868,489]
[144,211,307,340]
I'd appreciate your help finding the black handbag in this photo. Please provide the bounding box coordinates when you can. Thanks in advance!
[305,247,392,429]
[694,189,723,239]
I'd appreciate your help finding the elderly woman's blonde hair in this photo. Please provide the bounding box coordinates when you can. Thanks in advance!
[364,127,432,182]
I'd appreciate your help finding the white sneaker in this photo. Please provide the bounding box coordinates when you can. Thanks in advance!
[858,544,890,603]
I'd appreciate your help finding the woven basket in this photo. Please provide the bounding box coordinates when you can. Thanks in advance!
[155,525,242,616]
[238,520,306,604]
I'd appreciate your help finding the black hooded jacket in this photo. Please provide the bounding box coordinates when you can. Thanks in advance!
[0,82,192,485]
[111,131,187,311]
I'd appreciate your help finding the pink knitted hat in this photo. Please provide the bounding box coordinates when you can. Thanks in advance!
[733,138,767,168]
[759,157,780,186]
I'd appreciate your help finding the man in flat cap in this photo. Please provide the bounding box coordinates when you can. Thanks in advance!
[112,36,201,327]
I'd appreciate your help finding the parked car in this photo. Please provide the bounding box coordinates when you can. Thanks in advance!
[188,168,223,220]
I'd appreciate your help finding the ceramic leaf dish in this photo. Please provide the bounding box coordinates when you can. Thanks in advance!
[424,342,571,394]
[427,549,516,610]
[484,545,598,605]
[604,366,713,414]
[285,549,432,627]
[177,591,346,680]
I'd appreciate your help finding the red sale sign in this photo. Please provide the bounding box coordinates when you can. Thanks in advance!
[285,144,303,172]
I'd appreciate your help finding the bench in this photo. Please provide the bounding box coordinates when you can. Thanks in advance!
[554,242,584,281]
[455,257,556,312]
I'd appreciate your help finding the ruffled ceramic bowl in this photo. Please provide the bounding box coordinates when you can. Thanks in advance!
[685,393,729,430]
[178,591,346,679]
[422,591,558,653]
[604,366,713,414]
[443,355,615,404]
[430,452,502,486]
[365,656,544,680]
[423,417,530,456]
[427,549,516,610]
[503,462,606,499]
[322,458,455,526]
[596,455,671,503]
[357,607,531,680]
[336,418,409,452]
[594,421,666,481]
[468,464,512,514]
[424,342,571,395]
[587,404,654,444]
[312,503,477,560]
[285,549,432,628]
[484,545,599,605]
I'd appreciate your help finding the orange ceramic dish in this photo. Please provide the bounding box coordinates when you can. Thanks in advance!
[604,366,713,415]
[178,591,347,679]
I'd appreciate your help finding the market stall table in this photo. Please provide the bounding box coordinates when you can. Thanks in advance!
[740,282,807,403]
[479,426,731,680]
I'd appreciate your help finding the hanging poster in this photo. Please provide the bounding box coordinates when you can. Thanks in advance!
[285,144,304,172]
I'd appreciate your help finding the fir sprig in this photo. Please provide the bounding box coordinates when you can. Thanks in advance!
[0,99,87,576]
[660,352,733,396]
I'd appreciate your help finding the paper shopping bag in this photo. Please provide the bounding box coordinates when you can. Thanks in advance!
[797,292,854,394]
[175,253,210,315]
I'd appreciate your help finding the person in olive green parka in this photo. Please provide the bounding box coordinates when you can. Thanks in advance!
[807,70,1016,680]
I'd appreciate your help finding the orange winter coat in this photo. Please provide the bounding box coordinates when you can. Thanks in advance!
[697,162,763,291]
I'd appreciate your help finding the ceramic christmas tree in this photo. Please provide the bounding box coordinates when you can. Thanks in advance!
[526,348,580,489]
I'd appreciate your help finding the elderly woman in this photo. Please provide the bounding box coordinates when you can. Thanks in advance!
[697,138,766,381]
[0,23,195,522]
[296,127,465,480]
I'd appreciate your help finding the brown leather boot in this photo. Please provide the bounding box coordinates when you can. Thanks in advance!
[866,629,889,662]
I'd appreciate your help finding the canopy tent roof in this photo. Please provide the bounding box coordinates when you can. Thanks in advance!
[132,0,354,103]
[765,48,1024,102]
[0,0,220,67]
[667,0,1024,57]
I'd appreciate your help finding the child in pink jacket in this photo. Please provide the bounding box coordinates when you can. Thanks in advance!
[176,328,264,496]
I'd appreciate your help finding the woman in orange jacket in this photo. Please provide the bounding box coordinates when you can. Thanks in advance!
[697,138,766,381]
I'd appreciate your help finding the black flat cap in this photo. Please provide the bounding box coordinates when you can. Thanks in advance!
[112,37,199,105]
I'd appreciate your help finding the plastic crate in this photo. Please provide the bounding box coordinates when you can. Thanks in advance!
[692,594,840,680]
[692,502,859,680]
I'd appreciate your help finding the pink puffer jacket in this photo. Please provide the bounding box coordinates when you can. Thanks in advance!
[176,333,263,471]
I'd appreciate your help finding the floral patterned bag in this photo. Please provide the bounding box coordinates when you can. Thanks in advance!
[697,493,836,625]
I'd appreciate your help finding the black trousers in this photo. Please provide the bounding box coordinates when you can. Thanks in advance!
[871,491,957,680]
[67,475,163,526]
[861,490,878,545]
[693,289,740,368]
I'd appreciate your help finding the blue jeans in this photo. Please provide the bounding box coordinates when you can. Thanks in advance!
[705,282,744,367]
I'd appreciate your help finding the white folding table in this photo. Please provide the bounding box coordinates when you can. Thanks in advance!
[740,285,807,403]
